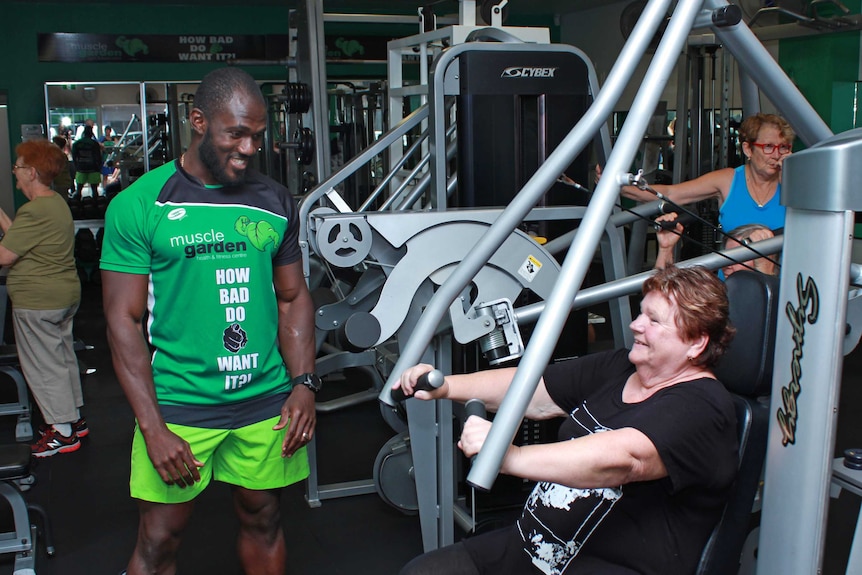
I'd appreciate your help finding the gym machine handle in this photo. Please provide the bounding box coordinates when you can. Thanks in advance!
[464,398,487,420]
[389,369,445,403]
[464,399,489,491]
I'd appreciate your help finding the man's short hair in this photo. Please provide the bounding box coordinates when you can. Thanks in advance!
[194,67,264,117]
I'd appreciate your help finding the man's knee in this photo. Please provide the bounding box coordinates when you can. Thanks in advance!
[136,501,194,560]
[233,488,282,535]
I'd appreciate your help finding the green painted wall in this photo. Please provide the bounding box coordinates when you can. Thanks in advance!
[2,2,556,146]
[2,2,300,143]
[778,0,861,134]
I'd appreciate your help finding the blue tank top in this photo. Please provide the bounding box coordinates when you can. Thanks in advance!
[718,165,785,232]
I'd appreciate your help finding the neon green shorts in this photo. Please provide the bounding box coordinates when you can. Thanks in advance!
[130,415,309,504]
[75,171,101,185]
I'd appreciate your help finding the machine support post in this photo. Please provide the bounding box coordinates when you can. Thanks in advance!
[756,131,862,573]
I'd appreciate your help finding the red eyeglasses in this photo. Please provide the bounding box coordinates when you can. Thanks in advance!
[750,142,791,155]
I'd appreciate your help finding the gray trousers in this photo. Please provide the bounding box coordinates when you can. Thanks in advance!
[13,303,83,424]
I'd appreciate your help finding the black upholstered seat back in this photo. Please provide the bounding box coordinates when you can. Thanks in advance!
[697,271,779,575]
[714,271,780,398]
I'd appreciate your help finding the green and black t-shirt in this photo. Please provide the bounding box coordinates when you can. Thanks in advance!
[101,160,301,422]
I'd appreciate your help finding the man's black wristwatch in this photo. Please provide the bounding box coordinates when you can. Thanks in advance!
[292,373,323,394]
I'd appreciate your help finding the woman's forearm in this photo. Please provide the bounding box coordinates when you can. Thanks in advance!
[0,209,12,233]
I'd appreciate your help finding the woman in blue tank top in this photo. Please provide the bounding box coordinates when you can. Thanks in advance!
[617,113,794,233]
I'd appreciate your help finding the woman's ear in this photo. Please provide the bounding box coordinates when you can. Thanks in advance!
[688,333,709,361]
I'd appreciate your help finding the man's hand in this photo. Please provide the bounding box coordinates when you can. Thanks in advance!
[273,385,316,458]
[144,427,204,487]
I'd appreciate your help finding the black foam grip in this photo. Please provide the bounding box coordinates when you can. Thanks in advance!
[464,399,487,420]
[654,210,697,231]
[463,399,488,469]
[390,369,445,403]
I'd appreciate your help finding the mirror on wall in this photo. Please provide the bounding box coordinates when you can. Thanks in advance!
[45,81,201,192]
[46,82,147,192]
[45,80,290,196]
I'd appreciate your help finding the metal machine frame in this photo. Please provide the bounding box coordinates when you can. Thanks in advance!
[368,2,858,572]
[296,0,862,571]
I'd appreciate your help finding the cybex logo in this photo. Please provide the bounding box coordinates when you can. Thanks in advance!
[501,67,558,78]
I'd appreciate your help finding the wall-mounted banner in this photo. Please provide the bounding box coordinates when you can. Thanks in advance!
[37,33,291,63]
[324,35,392,62]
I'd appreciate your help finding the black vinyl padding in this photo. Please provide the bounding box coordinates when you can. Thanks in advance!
[714,271,780,397]
[697,271,778,575]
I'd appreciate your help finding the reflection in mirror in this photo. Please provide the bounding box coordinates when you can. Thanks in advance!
[46,80,290,200]
[45,82,146,208]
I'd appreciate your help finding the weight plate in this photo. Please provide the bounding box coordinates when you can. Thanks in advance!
[373,432,418,514]
[380,401,408,435]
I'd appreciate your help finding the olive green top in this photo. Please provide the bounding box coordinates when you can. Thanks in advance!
[2,193,80,309]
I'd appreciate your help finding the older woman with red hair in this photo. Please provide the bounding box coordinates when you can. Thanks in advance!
[4,138,87,457]
[396,265,738,575]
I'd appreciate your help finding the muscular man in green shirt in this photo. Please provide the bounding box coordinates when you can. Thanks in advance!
[101,67,317,575]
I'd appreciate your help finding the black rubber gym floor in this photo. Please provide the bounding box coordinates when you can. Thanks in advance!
[0,279,860,574]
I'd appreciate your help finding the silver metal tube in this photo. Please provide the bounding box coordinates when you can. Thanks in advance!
[542,201,663,256]
[391,138,458,211]
[705,0,832,146]
[468,0,711,491]
[358,129,429,212]
[673,51,689,184]
[381,0,676,411]
[305,0,332,181]
[298,105,429,248]
[738,65,760,118]
[516,235,784,325]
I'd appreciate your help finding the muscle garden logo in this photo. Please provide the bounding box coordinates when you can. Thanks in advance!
[170,216,280,259]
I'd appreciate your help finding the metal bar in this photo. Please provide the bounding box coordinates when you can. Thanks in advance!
[515,235,784,326]
[738,65,760,118]
[324,13,458,25]
[381,13,668,406]
[705,0,832,146]
[357,128,429,212]
[305,0,332,181]
[467,0,706,491]
[389,137,457,211]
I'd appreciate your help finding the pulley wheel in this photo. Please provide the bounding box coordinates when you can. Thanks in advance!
[315,216,372,268]
[307,206,337,259]
[373,432,418,514]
